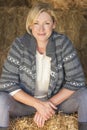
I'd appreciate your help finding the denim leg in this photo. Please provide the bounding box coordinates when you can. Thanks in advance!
[0,92,36,127]
[0,128,8,130]
[58,87,87,122]
[0,92,10,127]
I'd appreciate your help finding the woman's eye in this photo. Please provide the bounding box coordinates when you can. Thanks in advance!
[34,23,38,25]
[45,23,50,24]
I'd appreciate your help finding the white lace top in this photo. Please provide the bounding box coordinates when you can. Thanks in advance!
[34,51,51,99]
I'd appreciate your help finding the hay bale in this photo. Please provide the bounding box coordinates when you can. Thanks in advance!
[32,0,87,10]
[74,0,87,9]
[9,113,78,130]
[54,10,83,49]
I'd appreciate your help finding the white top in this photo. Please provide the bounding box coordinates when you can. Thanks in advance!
[10,51,51,98]
[34,51,51,99]
[10,89,21,95]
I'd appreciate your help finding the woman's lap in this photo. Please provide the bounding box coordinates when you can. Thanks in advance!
[0,87,87,127]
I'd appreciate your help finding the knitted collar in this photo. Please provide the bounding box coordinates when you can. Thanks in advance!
[20,31,57,57]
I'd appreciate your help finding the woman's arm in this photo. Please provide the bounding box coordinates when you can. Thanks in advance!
[49,88,75,106]
[12,89,57,120]
[33,88,75,127]
[50,35,86,106]
[13,89,39,108]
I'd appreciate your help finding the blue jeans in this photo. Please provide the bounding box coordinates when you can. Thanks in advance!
[0,87,87,127]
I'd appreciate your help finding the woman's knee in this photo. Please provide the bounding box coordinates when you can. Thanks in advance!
[77,88,87,122]
[78,88,87,106]
[0,92,10,106]
[0,92,10,127]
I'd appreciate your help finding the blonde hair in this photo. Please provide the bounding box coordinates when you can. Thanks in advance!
[26,2,57,34]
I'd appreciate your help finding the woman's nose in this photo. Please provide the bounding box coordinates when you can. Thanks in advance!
[39,25,44,31]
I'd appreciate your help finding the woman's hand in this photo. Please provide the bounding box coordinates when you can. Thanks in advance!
[34,112,45,127]
[34,100,57,121]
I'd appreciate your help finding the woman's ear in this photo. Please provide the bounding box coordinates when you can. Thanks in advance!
[53,22,56,29]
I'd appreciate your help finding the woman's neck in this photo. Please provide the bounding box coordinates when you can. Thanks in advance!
[37,41,48,54]
[37,46,46,54]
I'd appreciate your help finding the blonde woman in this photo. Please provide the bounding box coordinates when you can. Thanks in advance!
[0,2,87,130]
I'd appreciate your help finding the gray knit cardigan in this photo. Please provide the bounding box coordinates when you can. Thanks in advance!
[0,31,86,98]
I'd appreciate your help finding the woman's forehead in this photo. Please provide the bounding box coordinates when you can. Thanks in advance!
[34,11,53,21]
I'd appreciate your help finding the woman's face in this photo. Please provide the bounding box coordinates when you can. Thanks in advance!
[30,11,56,44]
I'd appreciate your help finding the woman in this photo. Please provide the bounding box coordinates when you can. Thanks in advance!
[0,2,87,130]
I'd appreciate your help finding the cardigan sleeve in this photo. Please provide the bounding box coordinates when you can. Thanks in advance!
[0,38,23,93]
[61,35,86,90]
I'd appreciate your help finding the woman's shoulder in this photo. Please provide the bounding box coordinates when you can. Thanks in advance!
[53,31,73,48]
[11,32,33,49]
[52,31,65,38]
[19,32,31,41]
[15,32,31,45]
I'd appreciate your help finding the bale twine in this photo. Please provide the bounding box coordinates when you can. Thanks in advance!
[9,113,78,130]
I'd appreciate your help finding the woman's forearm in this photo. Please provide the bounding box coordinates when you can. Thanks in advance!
[12,89,57,120]
[49,88,75,106]
[12,89,40,108]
